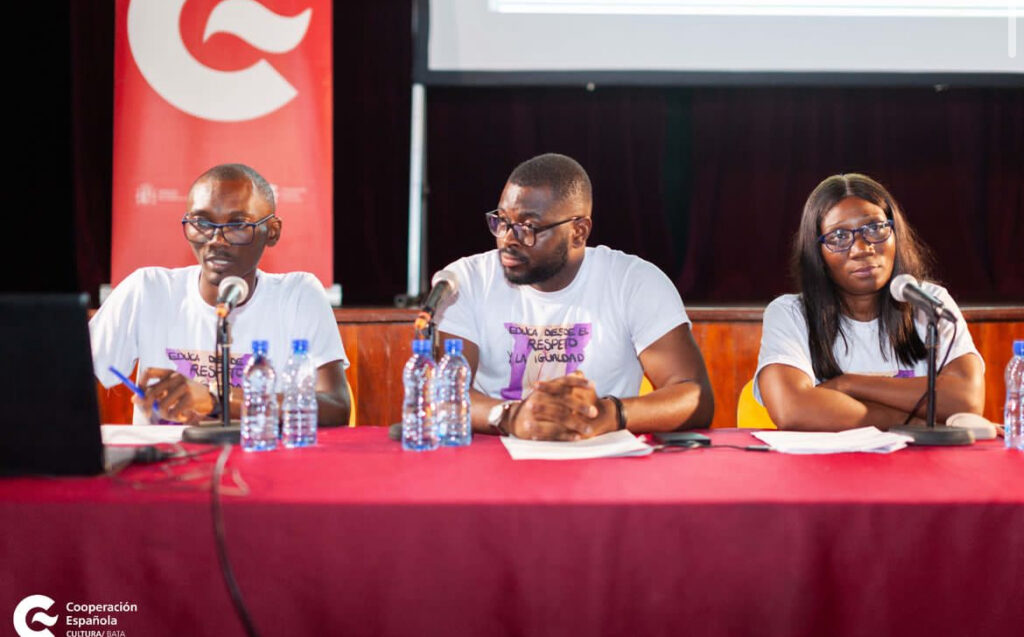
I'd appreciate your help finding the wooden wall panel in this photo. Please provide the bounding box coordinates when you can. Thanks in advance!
[95,306,1023,429]
[690,322,763,428]
[97,369,136,424]
[967,321,1023,425]
[339,320,414,427]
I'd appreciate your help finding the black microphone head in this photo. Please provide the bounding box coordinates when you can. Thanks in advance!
[431,269,458,296]
[889,273,916,303]
[217,276,249,304]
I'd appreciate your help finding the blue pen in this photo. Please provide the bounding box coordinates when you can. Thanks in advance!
[108,366,159,412]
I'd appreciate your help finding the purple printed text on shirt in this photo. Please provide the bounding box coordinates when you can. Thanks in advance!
[165,348,252,391]
[500,322,593,400]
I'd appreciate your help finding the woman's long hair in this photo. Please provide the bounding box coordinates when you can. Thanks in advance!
[792,174,933,381]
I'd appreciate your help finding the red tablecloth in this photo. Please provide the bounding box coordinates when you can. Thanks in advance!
[2,428,1022,637]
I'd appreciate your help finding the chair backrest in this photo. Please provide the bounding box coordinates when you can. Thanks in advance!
[639,375,654,396]
[736,378,777,429]
[348,383,357,427]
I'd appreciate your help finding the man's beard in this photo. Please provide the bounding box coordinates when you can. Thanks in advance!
[502,239,569,286]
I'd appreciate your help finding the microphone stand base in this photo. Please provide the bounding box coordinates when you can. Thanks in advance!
[182,424,241,445]
[890,425,974,446]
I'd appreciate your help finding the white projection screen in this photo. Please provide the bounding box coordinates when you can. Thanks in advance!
[418,0,1024,85]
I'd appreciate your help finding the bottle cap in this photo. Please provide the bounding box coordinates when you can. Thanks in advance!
[251,340,269,355]
[1014,340,1024,357]
[292,339,309,354]
[445,338,463,355]
[413,339,431,355]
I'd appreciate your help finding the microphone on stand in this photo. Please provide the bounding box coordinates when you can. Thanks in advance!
[413,270,458,332]
[889,274,955,323]
[887,274,973,446]
[216,276,249,318]
[183,276,249,444]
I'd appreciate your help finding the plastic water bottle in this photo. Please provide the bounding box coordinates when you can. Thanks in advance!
[436,338,472,447]
[281,339,318,448]
[1004,340,1024,451]
[241,340,279,452]
[402,339,438,451]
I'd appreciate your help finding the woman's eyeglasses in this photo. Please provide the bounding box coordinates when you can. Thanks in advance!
[818,219,894,252]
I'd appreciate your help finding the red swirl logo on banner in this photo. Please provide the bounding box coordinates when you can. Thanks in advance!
[128,0,312,122]
[112,0,333,287]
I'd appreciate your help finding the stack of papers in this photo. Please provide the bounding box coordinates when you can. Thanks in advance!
[751,426,912,454]
[501,429,653,460]
[101,425,186,445]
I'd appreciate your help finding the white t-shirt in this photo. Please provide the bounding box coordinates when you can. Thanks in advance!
[436,245,689,400]
[753,283,983,405]
[90,265,348,423]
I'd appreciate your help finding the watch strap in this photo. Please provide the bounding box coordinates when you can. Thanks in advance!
[604,395,627,431]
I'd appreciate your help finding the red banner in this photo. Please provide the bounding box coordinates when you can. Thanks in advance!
[112,0,332,286]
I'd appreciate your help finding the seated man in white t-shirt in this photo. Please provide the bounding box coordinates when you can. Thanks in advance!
[436,153,714,440]
[90,163,351,426]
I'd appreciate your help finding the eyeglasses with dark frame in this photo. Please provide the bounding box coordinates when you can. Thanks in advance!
[181,213,276,246]
[818,219,894,253]
[484,210,581,248]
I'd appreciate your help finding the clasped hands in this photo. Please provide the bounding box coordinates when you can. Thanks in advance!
[508,371,619,441]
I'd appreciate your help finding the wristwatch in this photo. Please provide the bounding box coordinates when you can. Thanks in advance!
[487,400,516,436]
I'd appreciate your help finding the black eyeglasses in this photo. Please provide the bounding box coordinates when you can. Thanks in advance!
[181,213,276,246]
[818,219,894,252]
[485,211,580,247]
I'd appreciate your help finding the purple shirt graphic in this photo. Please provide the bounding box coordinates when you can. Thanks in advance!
[166,348,252,393]
[501,322,592,400]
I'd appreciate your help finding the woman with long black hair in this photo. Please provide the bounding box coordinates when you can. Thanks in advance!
[754,173,985,431]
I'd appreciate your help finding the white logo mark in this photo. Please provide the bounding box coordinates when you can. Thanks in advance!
[13,595,57,637]
[127,0,312,122]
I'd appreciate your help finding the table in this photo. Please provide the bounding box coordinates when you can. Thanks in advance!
[2,428,1022,637]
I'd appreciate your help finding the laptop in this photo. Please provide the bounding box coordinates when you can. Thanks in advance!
[0,293,137,475]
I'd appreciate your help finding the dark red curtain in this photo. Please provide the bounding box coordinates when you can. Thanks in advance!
[680,87,1023,301]
[425,86,1022,303]
[47,1,1024,305]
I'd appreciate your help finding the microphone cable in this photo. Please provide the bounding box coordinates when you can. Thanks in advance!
[211,443,261,637]
[654,442,771,453]
[902,322,958,426]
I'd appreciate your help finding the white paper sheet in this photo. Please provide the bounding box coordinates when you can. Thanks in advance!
[751,426,912,454]
[500,429,654,460]
[101,425,186,445]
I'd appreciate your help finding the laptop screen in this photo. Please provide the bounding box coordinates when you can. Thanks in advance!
[0,293,105,475]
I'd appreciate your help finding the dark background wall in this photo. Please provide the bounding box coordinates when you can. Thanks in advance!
[10,1,1022,305]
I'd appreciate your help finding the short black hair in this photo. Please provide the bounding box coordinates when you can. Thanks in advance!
[507,153,592,208]
[194,163,276,213]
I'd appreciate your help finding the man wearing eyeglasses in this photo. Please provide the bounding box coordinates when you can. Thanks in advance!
[90,163,351,426]
[436,153,714,440]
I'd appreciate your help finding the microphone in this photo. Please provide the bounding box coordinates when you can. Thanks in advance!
[889,274,955,322]
[216,276,249,318]
[414,270,458,331]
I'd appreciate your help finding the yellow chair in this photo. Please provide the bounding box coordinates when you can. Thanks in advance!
[639,375,654,396]
[736,378,777,429]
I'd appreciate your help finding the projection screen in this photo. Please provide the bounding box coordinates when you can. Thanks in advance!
[419,0,1023,85]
